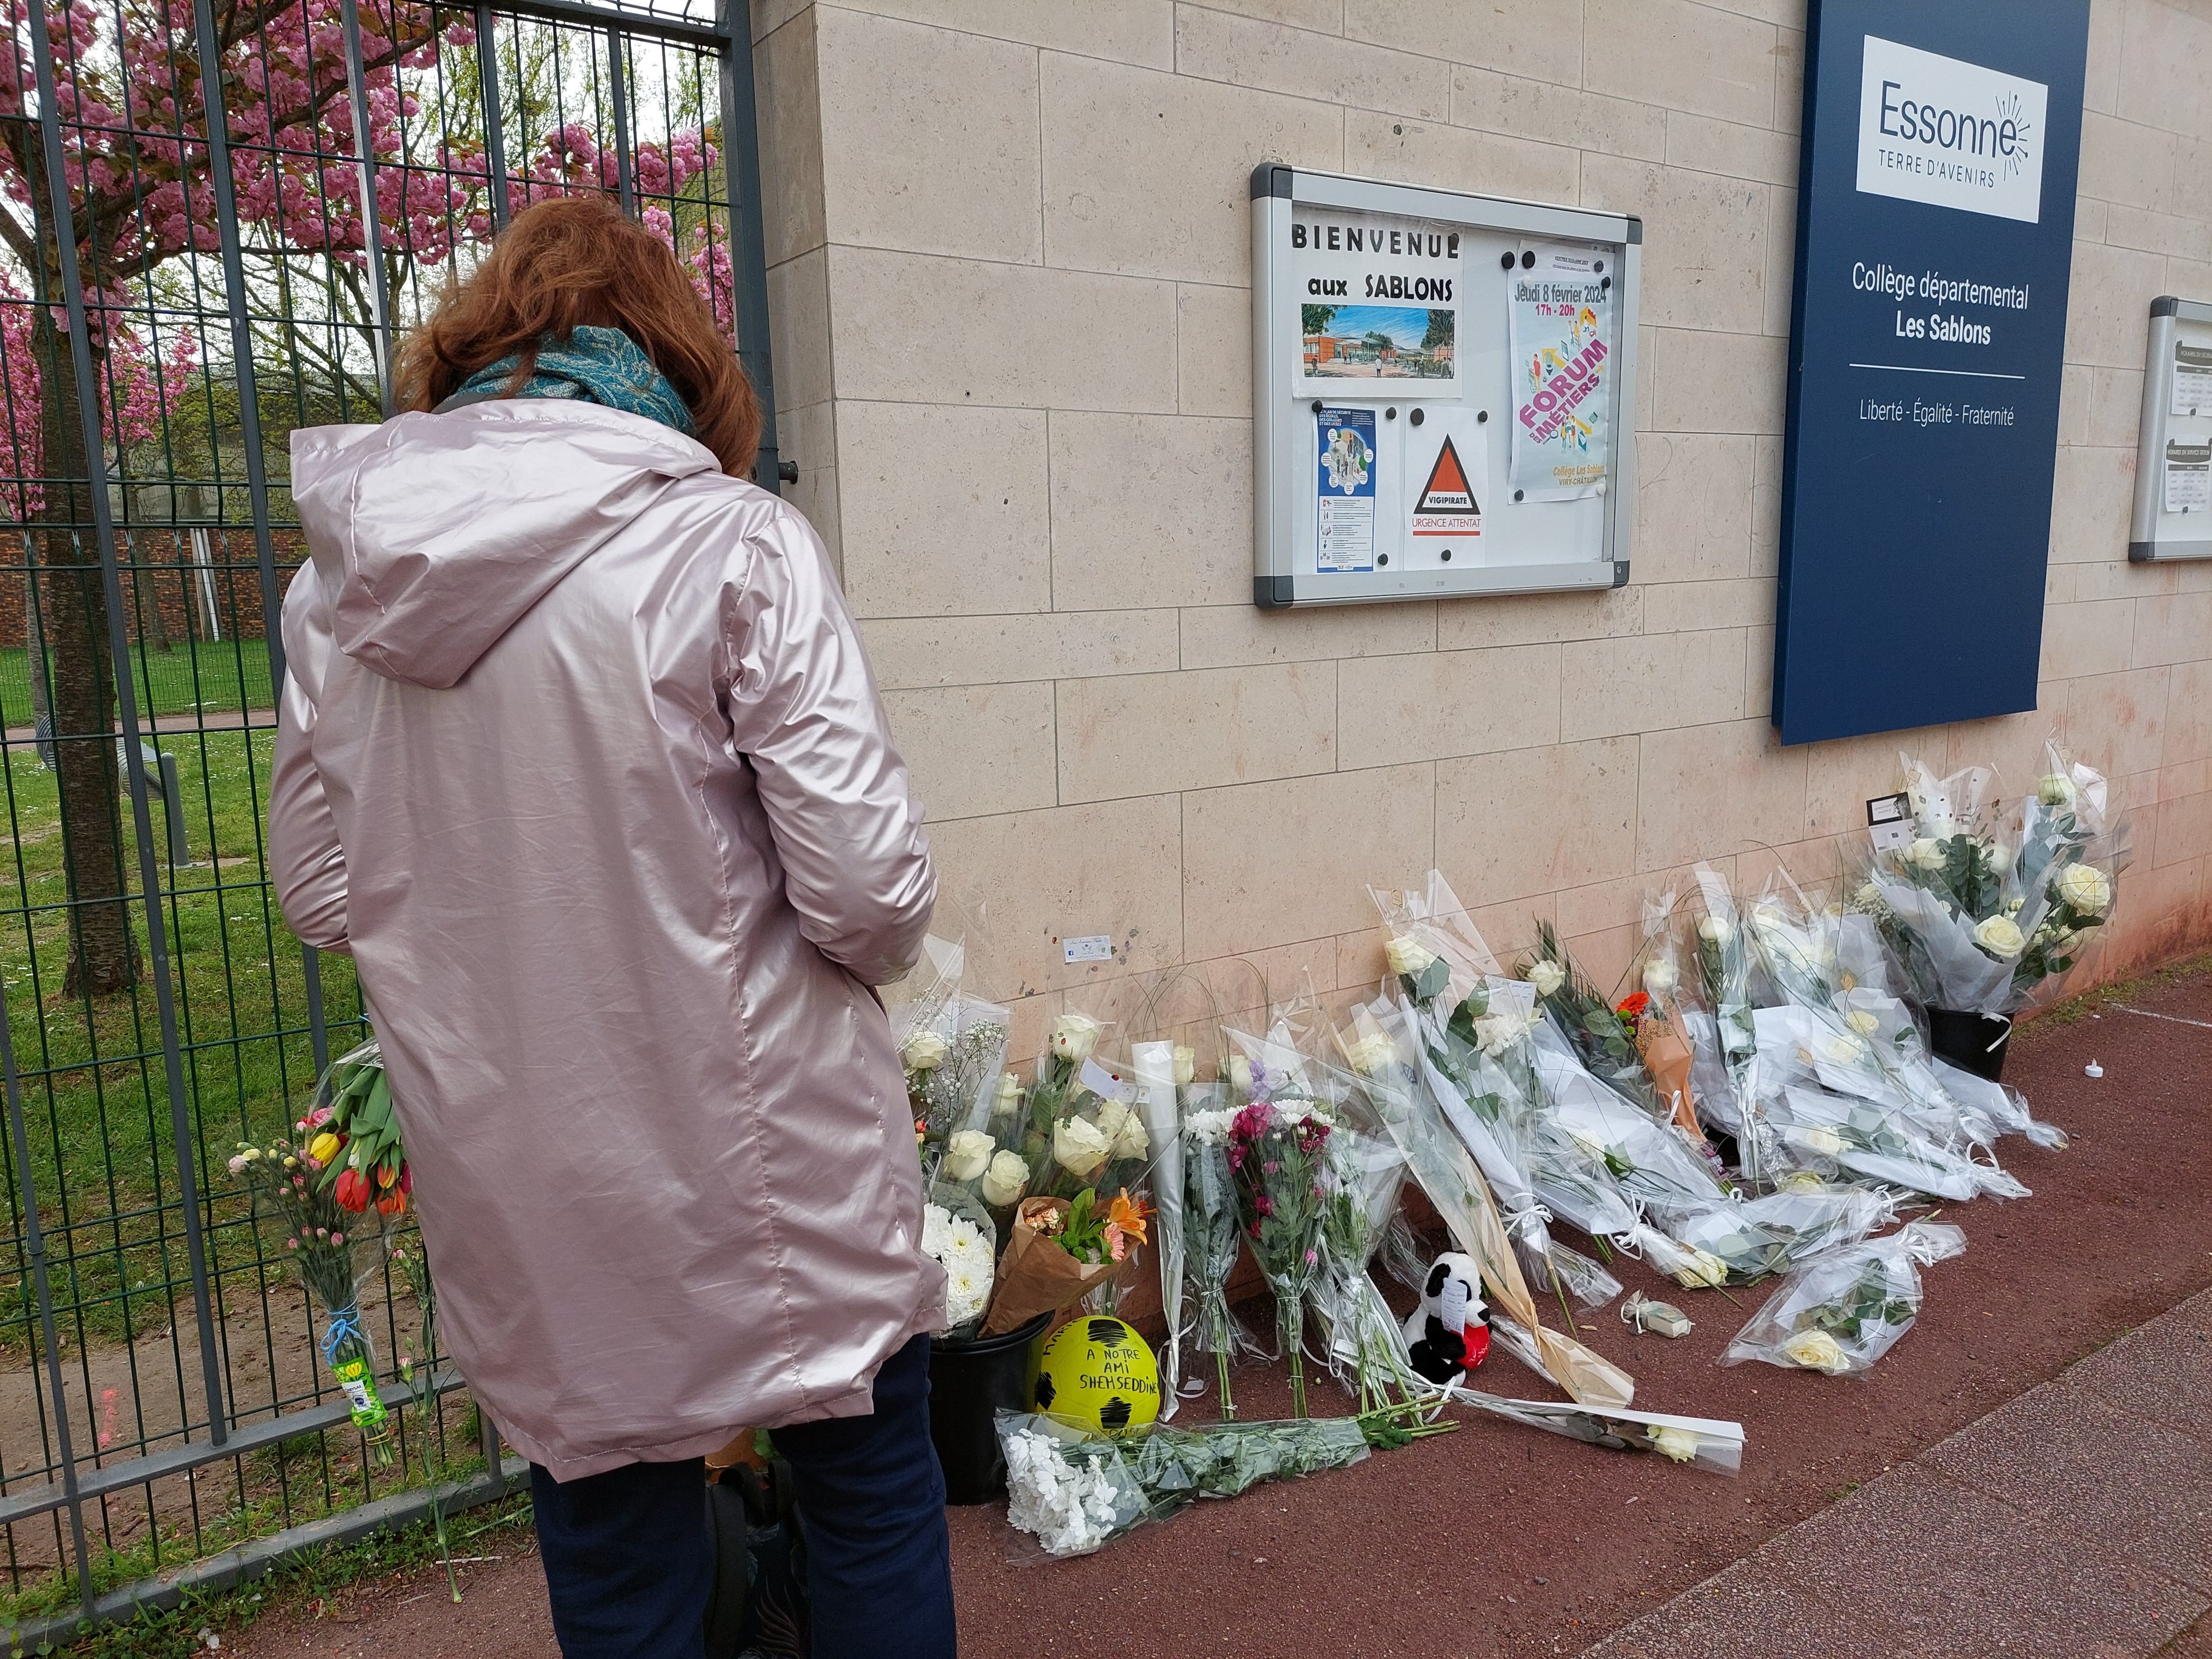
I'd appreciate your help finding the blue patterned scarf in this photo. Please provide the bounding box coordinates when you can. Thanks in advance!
[456,324,697,437]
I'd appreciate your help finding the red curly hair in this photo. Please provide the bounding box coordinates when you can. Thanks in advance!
[393,194,761,478]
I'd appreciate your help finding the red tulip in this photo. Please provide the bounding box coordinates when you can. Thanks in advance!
[375,1187,408,1218]
[398,1162,412,1195]
[333,1167,372,1213]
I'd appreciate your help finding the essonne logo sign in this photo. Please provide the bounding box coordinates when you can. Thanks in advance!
[1855,34,2048,224]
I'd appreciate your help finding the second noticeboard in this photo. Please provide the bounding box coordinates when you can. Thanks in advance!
[1251,164,1642,608]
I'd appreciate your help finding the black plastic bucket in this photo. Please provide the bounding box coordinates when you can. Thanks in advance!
[1926,1007,2013,1082]
[928,1313,1051,1504]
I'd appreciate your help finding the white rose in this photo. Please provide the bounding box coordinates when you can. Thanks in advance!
[1341,1031,1396,1076]
[1671,1248,1731,1290]
[2037,772,2077,808]
[1525,959,1567,997]
[1781,1328,1850,1373]
[1923,813,1959,842]
[1698,915,1732,945]
[1172,1045,1196,1087]
[1052,1115,1110,1181]
[981,1149,1029,1207]
[1985,840,2011,871]
[1050,1013,1103,1064]
[1385,935,1437,978]
[1823,1034,1866,1064]
[1907,838,1946,871]
[1641,959,1678,997]
[1228,1055,1253,1094]
[1972,914,2025,960]
[941,1129,994,1182]
[1794,1125,1845,1157]
[991,1073,1024,1118]
[2055,863,2111,916]
[1649,1426,1701,1464]
[900,1029,949,1073]
[1095,1100,1150,1162]
[1844,1009,1880,1037]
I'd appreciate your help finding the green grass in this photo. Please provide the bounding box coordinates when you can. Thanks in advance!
[0,645,275,733]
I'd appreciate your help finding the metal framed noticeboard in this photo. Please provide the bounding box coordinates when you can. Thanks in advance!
[1251,164,1641,608]
[2131,297,2212,562]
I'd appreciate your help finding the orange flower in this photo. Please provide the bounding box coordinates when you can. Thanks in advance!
[1106,1193,1151,1249]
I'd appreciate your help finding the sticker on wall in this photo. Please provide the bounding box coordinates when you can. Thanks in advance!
[2174,341,2212,417]
[1316,406,1378,573]
[1508,245,1613,501]
[2165,437,2211,515]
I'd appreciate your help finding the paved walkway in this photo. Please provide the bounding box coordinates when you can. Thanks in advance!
[1585,1287,2212,1659]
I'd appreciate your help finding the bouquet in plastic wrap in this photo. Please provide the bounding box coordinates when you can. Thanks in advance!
[1863,745,2122,1021]
[997,1403,1451,1558]
[1370,874,1622,1318]
[1723,1220,1965,1375]
[891,934,1012,1184]
[1518,921,1665,1118]
[1621,890,1719,1160]
[1222,1017,1338,1417]
[1314,1029,1426,1409]
[1690,864,1772,1180]
[1014,1011,1150,1207]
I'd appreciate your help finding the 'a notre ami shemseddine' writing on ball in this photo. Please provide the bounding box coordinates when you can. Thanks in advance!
[1851,260,2030,348]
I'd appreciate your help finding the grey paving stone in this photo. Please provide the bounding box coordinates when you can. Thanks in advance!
[2068,1302,2212,1442]
[1582,1549,1912,1659]
[1754,1463,2205,1659]
[1925,1380,2212,1594]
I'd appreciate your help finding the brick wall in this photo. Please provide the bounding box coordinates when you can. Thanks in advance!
[0,526,301,652]
[754,0,2212,1042]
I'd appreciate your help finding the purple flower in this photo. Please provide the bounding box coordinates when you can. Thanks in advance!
[1305,1249,1317,1265]
[1262,1160,1279,1175]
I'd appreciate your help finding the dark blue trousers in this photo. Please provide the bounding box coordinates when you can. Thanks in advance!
[531,1333,956,1659]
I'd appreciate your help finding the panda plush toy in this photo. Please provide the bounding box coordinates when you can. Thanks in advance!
[1402,1252,1490,1384]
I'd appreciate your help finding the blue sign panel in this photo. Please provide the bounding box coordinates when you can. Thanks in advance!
[1773,1,2090,745]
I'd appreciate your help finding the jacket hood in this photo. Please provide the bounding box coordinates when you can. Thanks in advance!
[290,400,721,689]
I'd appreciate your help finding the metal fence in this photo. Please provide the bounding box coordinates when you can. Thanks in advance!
[0,0,776,1633]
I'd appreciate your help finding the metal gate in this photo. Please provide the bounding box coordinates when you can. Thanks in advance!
[0,0,777,1634]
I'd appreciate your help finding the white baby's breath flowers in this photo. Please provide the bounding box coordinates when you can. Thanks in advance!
[981,1149,1029,1207]
[2055,863,2111,915]
[1051,1013,1103,1064]
[1972,914,2026,960]
[941,1129,994,1182]
[1052,1115,1110,1180]
[900,1029,949,1073]
[2037,772,2078,808]
[1781,1328,1850,1373]
[1524,959,1567,997]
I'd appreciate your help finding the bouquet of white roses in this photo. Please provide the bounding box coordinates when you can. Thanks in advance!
[1722,1220,1965,1376]
[1014,1011,1151,1206]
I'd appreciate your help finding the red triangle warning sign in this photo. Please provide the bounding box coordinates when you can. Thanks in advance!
[1416,435,1479,516]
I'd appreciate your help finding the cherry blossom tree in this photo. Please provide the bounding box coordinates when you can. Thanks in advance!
[0,0,728,994]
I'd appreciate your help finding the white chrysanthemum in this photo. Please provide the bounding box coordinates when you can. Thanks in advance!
[920,1202,952,1258]
[1184,1108,1236,1148]
[1003,1433,1127,1557]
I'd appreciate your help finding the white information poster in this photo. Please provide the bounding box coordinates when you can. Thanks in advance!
[2166,437,2211,515]
[1403,410,1487,560]
[1290,208,1461,400]
[1508,245,1614,500]
[2173,340,2212,417]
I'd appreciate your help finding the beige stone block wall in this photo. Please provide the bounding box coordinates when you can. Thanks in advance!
[753,0,2212,1048]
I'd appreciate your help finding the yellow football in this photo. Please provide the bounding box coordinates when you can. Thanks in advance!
[1032,1316,1160,1434]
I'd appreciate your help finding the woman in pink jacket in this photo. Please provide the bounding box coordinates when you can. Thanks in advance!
[271,195,951,1658]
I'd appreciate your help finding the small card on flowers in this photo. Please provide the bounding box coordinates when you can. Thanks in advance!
[978,1196,1120,1338]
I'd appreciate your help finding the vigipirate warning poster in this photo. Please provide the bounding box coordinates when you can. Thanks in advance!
[1509,245,1613,500]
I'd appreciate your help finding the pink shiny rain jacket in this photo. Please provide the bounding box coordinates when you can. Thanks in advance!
[272,399,943,1480]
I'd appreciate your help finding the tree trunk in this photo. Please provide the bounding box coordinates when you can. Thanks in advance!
[31,281,139,998]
